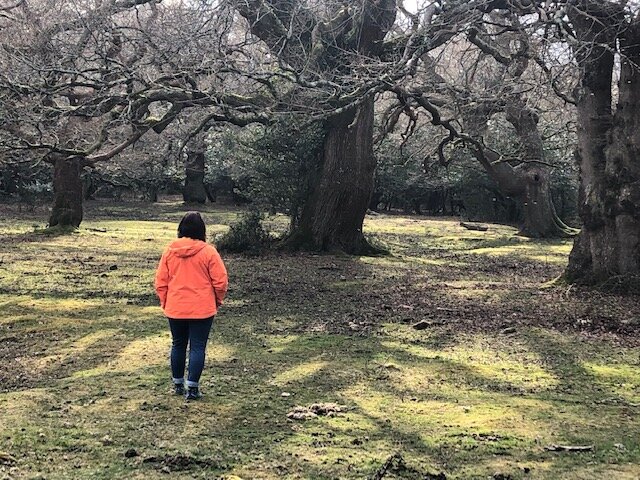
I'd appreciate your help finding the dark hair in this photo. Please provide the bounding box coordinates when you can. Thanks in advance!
[178,211,206,241]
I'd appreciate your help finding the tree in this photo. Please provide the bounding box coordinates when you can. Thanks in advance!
[435,0,639,282]
[231,0,397,253]
[0,0,174,226]
[561,1,640,284]
[462,18,577,238]
[0,0,270,227]
[380,7,577,237]
[231,0,538,252]
[183,132,208,204]
[378,0,637,281]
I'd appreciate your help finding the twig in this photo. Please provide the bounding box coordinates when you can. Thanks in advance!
[460,222,488,232]
[370,453,404,480]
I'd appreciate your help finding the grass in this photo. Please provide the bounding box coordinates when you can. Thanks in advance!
[0,199,639,479]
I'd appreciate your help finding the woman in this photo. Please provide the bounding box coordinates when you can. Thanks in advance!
[155,212,228,400]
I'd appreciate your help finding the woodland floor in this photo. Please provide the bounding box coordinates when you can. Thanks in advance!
[0,199,639,480]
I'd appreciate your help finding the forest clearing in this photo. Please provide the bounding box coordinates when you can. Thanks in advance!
[1,0,640,478]
[1,200,638,480]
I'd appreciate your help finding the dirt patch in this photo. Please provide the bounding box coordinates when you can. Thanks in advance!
[142,453,222,472]
[287,402,345,420]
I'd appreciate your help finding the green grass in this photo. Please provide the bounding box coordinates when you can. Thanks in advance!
[0,199,639,479]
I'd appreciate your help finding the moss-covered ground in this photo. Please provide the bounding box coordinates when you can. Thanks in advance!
[0,199,639,479]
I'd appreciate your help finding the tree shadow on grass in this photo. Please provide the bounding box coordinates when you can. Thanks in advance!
[0,298,168,392]
[1,209,638,477]
[521,328,640,406]
[3,309,640,479]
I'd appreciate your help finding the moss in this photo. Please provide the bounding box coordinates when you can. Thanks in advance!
[0,204,639,479]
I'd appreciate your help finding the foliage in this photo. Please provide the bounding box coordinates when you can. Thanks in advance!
[204,127,253,204]
[86,136,183,201]
[374,110,579,226]
[206,121,324,225]
[247,121,323,225]
[0,156,53,201]
[216,209,272,254]
[374,123,509,220]
[541,122,580,225]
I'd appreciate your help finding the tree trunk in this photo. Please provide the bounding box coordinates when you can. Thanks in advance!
[183,134,207,204]
[82,170,97,200]
[369,189,383,211]
[491,164,574,238]
[49,154,83,228]
[516,164,575,238]
[282,98,380,254]
[506,104,575,237]
[467,105,575,238]
[565,8,640,285]
[205,184,217,202]
[142,187,158,202]
[1,166,18,195]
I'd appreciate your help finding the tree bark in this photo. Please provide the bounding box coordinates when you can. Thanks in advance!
[466,106,575,238]
[517,164,573,238]
[505,104,576,238]
[237,0,396,254]
[369,189,383,211]
[565,4,640,284]
[49,154,83,228]
[82,170,98,200]
[282,98,380,253]
[183,133,207,204]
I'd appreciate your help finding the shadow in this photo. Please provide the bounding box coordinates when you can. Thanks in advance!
[2,291,639,478]
[2,203,640,479]
[521,329,640,406]
[0,299,168,392]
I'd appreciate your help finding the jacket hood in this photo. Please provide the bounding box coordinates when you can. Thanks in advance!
[168,238,208,258]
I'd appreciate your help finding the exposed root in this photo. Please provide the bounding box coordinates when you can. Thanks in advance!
[278,230,389,256]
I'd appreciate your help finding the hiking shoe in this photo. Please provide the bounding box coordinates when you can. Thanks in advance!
[185,386,202,401]
[174,383,185,396]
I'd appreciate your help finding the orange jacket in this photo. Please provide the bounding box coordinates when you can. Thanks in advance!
[154,238,228,319]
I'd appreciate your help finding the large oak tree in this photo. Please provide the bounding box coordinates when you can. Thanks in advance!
[232,0,397,253]
[562,0,640,284]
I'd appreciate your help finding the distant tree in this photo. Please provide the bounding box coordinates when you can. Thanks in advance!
[382,7,578,237]
[460,25,577,239]
[183,131,208,204]
[0,0,269,227]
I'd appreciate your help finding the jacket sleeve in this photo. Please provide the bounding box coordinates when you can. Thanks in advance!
[208,247,228,307]
[154,250,170,308]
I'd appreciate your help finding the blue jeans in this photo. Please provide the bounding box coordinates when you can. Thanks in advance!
[168,317,213,388]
